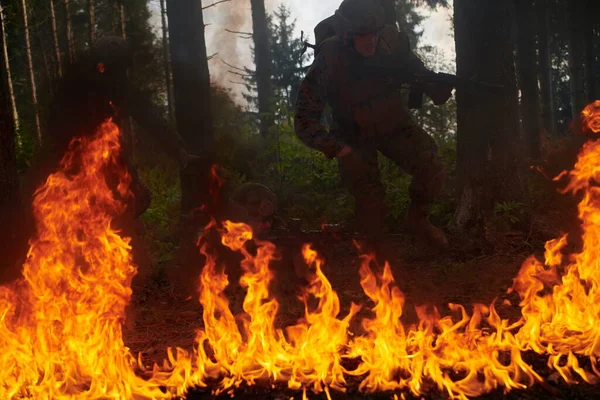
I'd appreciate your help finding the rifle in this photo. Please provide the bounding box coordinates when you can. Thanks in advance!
[360,64,505,109]
[405,72,505,109]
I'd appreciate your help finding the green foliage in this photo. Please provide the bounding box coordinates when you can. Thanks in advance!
[134,143,181,268]
[494,201,525,226]
[258,97,354,229]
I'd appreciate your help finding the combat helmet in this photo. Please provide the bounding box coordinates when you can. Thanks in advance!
[334,0,385,35]
[90,36,133,72]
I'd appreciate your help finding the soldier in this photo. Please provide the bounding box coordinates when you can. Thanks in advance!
[294,0,453,250]
[29,36,197,217]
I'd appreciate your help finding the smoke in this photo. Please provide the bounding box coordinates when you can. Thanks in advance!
[204,0,251,98]
[204,0,279,103]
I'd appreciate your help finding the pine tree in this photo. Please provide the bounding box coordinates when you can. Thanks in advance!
[269,5,309,111]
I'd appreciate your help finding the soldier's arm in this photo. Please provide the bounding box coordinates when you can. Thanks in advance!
[397,30,431,75]
[294,52,344,159]
[394,30,452,105]
[126,85,187,162]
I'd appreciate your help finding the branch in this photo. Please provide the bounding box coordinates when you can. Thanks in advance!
[228,70,253,78]
[228,80,247,86]
[221,59,248,73]
[207,52,218,61]
[225,29,253,39]
[202,0,230,10]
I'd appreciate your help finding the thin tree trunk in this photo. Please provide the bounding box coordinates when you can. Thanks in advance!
[36,22,53,96]
[515,0,541,160]
[21,0,42,145]
[64,0,75,63]
[536,0,555,137]
[0,4,20,137]
[167,0,215,216]
[250,0,273,137]
[87,0,95,45]
[114,0,134,160]
[50,0,62,77]
[0,13,21,282]
[453,0,525,231]
[119,2,126,39]
[567,0,585,117]
[583,0,597,102]
[159,0,174,123]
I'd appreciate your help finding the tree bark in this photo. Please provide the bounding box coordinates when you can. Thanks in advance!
[87,0,95,45]
[0,8,21,281]
[21,0,42,146]
[453,0,526,231]
[119,1,126,39]
[167,0,214,216]
[567,0,585,117]
[0,3,19,137]
[64,0,75,63]
[582,0,597,102]
[515,0,541,160]
[50,0,62,78]
[159,0,174,123]
[535,0,555,137]
[35,17,53,96]
[250,0,274,136]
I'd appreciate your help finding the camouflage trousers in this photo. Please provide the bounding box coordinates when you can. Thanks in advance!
[337,123,446,239]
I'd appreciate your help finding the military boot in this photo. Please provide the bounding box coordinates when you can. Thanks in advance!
[404,203,449,249]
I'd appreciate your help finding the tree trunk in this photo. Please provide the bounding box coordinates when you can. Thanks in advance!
[50,0,62,78]
[21,0,42,146]
[35,20,53,96]
[167,0,214,216]
[515,0,541,160]
[88,0,95,45]
[159,0,174,123]
[567,0,585,117]
[250,0,273,136]
[453,0,526,231]
[64,0,75,63]
[582,0,597,102]
[0,3,20,137]
[0,10,21,281]
[119,1,126,39]
[535,0,556,137]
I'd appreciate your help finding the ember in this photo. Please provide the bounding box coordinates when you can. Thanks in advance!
[4,103,600,399]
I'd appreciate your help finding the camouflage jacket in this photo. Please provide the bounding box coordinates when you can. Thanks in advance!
[294,26,431,159]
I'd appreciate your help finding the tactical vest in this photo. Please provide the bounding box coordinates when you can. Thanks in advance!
[320,27,413,137]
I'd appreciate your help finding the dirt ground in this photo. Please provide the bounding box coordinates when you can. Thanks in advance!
[122,226,599,399]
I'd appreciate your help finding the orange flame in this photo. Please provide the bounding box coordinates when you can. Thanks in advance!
[0,121,171,398]
[581,100,600,133]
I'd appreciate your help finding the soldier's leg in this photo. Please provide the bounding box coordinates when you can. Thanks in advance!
[337,147,387,247]
[378,124,448,248]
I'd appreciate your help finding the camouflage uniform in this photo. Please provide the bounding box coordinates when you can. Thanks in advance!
[294,8,446,243]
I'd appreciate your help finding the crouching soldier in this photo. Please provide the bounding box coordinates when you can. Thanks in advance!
[28,36,197,218]
[294,0,453,250]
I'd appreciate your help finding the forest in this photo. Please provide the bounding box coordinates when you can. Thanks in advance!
[0,0,600,399]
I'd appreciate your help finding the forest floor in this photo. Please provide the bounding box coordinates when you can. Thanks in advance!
[122,206,600,399]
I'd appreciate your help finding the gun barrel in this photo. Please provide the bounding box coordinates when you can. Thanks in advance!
[432,72,504,89]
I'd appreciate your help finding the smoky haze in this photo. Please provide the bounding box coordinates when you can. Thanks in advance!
[149,1,454,104]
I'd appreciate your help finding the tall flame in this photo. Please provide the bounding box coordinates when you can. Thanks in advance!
[0,121,170,398]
